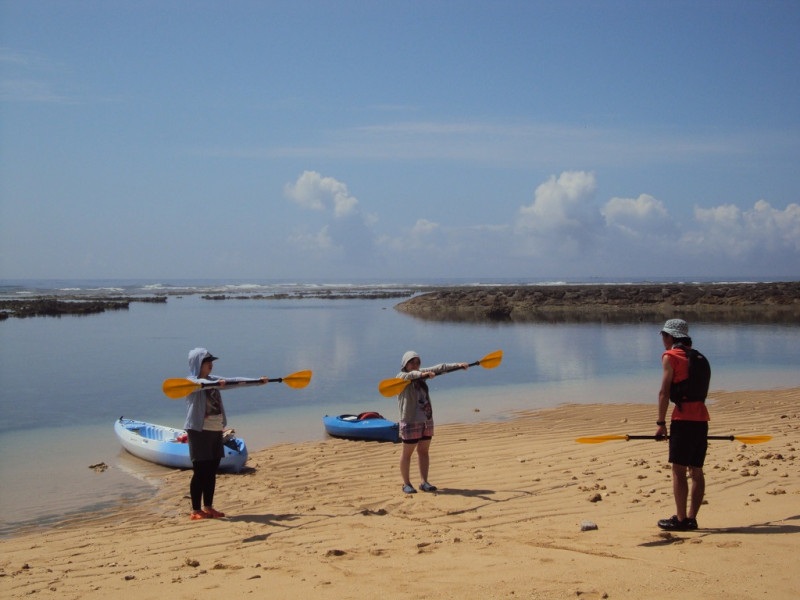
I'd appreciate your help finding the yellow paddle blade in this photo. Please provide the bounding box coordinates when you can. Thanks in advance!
[575,435,629,444]
[162,378,201,399]
[282,370,312,389]
[478,350,503,369]
[378,377,411,397]
[734,435,771,444]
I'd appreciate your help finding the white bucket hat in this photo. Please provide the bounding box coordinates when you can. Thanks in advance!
[661,318,689,338]
[401,350,420,369]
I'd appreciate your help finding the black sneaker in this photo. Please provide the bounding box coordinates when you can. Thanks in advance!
[657,515,695,531]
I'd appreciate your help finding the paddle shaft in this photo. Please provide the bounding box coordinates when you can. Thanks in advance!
[575,434,771,444]
[444,361,475,373]
[195,377,277,390]
[378,351,502,397]
[627,435,735,441]
[384,362,470,393]
[163,369,312,399]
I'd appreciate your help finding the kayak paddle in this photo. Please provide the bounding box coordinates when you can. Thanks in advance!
[162,370,313,399]
[575,434,771,444]
[378,350,503,397]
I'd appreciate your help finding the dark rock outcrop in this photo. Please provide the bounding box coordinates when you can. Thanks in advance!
[394,282,800,323]
[0,296,166,320]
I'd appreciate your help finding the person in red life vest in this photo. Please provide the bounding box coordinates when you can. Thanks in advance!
[655,319,710,531]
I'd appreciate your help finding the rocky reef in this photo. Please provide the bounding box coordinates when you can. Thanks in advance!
[0,296,167,320]
[394,282,800,323]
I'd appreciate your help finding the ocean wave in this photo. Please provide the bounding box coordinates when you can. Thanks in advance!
[2,276,791,301]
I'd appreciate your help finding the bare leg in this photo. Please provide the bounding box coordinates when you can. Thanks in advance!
[672,463,689,521]
[688,467,705,519]
[400,442,417,487]
[416,438,432,484]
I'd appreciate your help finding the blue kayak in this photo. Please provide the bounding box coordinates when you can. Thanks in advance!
[114,417,248,472]
[323,412,399,442]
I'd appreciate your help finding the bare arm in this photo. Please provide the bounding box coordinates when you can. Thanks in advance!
[656,354,672,439]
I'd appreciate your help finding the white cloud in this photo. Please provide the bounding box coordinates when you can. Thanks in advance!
[379,218,441,254]
[517,171,599,234]
[603,193,669,236]
[284,170,358,217]
[284,171,379,266]
[288,225,335,255]
[280,168,800,280]
[410,218,439,237]
[511,171,605,264]
[688,200,800,256]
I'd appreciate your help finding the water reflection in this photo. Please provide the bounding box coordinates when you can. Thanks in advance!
[1,298,798,435]
[398,308,800,324]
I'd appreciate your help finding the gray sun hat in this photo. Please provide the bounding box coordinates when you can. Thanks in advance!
[401,351,420,369]
[661,318,689,338]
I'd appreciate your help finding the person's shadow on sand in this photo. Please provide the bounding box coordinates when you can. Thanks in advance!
[639,515,800,546]
[228,512,301,526]
[229,512,335,543]
[699,517,800,536]
[434,488,496,500]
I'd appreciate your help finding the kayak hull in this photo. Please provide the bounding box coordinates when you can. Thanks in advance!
[323,413,399,442]
[114,417,248,472]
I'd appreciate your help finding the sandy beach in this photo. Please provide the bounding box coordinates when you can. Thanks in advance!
[2,387,798,599]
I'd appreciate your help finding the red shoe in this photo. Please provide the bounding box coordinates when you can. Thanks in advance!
[204,507,225,518]
[190,511,211,521]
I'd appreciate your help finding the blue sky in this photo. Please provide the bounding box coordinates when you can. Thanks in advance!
[1,1,799,281]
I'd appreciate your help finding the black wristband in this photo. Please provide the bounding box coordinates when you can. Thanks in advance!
[656,420,666,426]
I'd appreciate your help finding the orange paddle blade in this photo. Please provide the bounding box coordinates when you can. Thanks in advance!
[731,435,771,444]
[281,370,312,389]
[575,435,629,444]
[478,350,503,369]
[378,377,410,397]
[162,378,201,399]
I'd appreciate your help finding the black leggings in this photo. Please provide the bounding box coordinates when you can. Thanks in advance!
[190,458,221,510]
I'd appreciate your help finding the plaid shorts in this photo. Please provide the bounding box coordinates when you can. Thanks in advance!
[399,419,434,442]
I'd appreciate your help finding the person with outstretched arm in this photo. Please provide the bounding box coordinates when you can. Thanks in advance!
[395,351,467,495]
[184,348,267,520]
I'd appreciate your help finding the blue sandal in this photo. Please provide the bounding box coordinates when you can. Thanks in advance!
[402,484,417,494]
[419,482,437,492]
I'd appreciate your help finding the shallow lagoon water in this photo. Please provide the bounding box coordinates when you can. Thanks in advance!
[1,288,798,535]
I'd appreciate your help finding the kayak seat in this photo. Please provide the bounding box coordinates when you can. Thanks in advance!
[357,412,383,420]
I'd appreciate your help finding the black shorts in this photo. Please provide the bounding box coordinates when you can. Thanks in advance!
[669,420,708,468]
